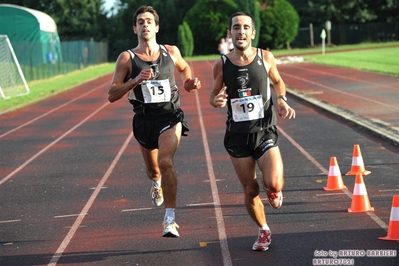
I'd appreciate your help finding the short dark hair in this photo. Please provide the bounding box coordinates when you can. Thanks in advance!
[228,11,255,30]
[133,5,160,26]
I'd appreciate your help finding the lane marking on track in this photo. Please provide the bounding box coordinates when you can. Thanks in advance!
[379,189,399,192]
[47,132,133,266]
[0,102,110,186]
[203,179,225,182]
[194,87,233,266]
[0,83,109,139]
[0,219,21,224]
[186,202,215,206]
[281,63,396,90]
[278,126,389,231]
[54,214,87,219]
[121,207,155,212]
[280,72,399,110]
[316,193,346,196]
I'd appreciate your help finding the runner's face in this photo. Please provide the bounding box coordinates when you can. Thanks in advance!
[229,15,255,51]
[134,12,159,40]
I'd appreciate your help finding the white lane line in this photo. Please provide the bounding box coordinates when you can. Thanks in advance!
[281,72,399,110]
[0,102,110,186]
[186,202,215,207]
[47,132,133,266]
[379,189,399,192]
[282,63,395,90]
[203,179,225,182]
[54,214,87,219]
[278,126,389,230]
[121,207,154,212]
[0,219,21,224]
[194,88,233,266]
[316,193,346,196]
[0,83,109,139]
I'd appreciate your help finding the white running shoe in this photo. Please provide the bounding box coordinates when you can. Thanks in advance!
[150,181,164,206]
[162,216,179,237]
[266,190,283,209]
[252,229,271,251]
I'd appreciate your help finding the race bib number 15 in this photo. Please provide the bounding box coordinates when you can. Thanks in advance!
[231,95,264,122]
[141,79,171,103]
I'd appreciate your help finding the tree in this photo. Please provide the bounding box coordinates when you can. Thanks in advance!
[288,0,399,27]
[236,0,261,47]
[0,0,108,41]
[184,0,237,55]
[177,22,194,57]
[258,0,299,49]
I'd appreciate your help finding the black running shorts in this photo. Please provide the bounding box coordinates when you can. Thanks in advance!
[224,125,279,159]
[132,108,189,149]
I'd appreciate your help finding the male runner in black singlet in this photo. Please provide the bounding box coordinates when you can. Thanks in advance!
[210,11,295,251]
[108,5,201,238]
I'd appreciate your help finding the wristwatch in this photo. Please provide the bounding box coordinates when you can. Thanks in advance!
[277,95,287,102]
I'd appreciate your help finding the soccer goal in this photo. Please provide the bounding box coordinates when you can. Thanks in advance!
[0,35,30,99]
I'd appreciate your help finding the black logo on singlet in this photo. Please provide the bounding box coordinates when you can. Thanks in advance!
[237,72,249,88]
[150,64,160,79]
[237,72,251,97]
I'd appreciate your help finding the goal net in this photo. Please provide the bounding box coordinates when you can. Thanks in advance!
[0,35,30,99]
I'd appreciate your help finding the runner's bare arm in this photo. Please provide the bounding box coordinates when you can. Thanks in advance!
[263,50,295,119]
[107,51,141,103]
[166,44,201,92]
[210,59,228,108]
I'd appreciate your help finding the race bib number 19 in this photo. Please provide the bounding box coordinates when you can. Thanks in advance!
[231,95,264,122]
[141,79,171,103]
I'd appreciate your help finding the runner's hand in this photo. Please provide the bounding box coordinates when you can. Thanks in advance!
[277,100,296,119]
[214,86,228,108]
[184,77,201,92]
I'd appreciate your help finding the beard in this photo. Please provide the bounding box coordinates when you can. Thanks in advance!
[234,41,251,51]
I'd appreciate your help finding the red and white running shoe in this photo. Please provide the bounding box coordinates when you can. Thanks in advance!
[266,190,283,209]
[252,229,271,251]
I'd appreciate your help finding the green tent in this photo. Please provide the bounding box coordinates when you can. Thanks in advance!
[0,4,62,66]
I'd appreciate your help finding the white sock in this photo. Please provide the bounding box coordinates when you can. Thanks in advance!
[260,224,270,231]
[155,177,161,187]
[165,208,175,220]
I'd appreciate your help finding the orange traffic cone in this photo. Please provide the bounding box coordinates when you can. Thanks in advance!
[324,157,347,191]
[348,174,374,212]
[346,144,371,176]
[379,195,399,241]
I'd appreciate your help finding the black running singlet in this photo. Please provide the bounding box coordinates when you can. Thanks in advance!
[125,45,180,116]
[222,49,277,133]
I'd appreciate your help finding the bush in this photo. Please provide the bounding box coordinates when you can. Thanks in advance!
[177,22,194,57]
[184,0,237,55]
[259,0,299,50]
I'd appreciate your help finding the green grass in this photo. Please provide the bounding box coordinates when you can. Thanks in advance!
[302,47,399,76]
[1,42,398,113]
[0,63,115,114]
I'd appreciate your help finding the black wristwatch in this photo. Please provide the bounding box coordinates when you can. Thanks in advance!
[277,95,287,102]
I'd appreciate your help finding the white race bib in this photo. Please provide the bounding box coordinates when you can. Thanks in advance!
[141,79,171,103]
[231,95,264,122]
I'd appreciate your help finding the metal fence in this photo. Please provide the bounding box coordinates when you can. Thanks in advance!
[10,40,108,82]
[291,21,399,48]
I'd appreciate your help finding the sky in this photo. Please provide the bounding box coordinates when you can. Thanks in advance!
[103,0,116,12]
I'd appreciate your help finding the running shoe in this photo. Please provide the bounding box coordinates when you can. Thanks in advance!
[252,229,271,251]
[266,190,283,209]
[162,216,180,237]
[150,181,164,206]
